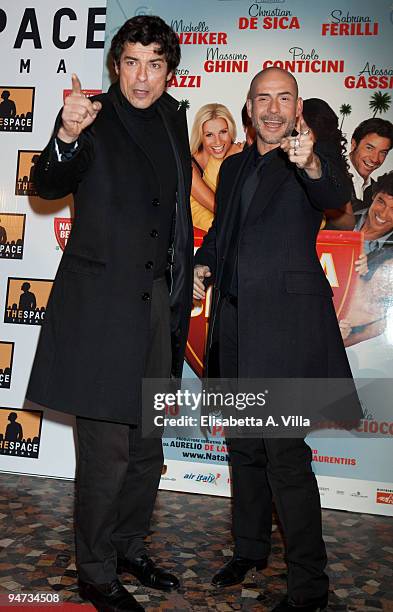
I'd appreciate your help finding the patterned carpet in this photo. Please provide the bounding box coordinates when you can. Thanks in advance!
[0,474,392,611]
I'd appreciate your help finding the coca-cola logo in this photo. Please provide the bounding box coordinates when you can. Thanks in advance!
[376,491,393,505]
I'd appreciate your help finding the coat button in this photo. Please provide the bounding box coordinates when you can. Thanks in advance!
[150,229,159,238]
[141,292,151,301]
[152,198,160,207]
[145,261,154,270]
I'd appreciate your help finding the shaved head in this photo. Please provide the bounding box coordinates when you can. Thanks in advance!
[246,67,302,153]
[249,67,298,100]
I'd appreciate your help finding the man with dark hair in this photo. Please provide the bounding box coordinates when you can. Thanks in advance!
[194,67,361,611]
[27,15,193,612]
[354,172,393,255]
[349,117,393,212]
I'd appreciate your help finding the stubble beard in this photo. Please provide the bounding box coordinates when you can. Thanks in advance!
[254,115,296,145]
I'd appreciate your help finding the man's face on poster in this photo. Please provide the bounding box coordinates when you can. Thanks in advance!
[350,133,391,181]
[115,41,172,109]
[366,191,393,237]
[247,69,301,146]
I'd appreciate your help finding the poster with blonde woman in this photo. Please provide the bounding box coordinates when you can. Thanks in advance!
[189,103,242,233]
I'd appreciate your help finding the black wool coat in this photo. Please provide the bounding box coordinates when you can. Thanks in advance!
[27,84,194,424]
[195,144,362,422]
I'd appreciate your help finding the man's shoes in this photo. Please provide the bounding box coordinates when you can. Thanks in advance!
[117,554,180,592]
[271,595,328,612]
[211,554,267,588]
[79,578,144,611]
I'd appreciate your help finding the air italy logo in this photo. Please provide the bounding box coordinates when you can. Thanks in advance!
[0,87,35,132]
[4,278,53,325]
[0,342,14,389]
[0,214,26,259]
[0,407,43,458]
[184,471,221,484]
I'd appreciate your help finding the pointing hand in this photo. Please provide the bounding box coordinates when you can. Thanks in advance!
[57,74,102,143]
[280,114,322,178]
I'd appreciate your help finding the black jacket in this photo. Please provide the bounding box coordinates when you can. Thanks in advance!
[195,143,362,421]
[27,84,193,424]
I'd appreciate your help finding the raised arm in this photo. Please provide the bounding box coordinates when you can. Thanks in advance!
[33,74,102,200]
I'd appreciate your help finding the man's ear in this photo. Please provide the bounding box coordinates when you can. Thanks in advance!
[246,97,252,119]
[114,61,119,76]
[166,71,173,83]
[350,138,357,153]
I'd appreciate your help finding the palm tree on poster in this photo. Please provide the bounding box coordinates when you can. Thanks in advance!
[178,99,190,111]
[369,91,391,118]
[339,104,352,130]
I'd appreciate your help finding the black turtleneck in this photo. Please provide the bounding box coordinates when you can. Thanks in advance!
[120,90,177,280]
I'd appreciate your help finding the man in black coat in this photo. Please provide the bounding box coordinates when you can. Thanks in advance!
[27,16,193,612]
[194,68,362,612]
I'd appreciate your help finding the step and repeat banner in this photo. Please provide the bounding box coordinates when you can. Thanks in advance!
[1,0,393,515]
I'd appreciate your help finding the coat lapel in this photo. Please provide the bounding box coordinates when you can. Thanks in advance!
[217,145,254,257]
[242,150,292,229]
[157,96,192,200]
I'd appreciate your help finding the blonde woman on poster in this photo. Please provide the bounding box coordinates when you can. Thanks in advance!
[190,103,242,232]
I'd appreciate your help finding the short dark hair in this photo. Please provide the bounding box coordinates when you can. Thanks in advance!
[110,15,181,74]
[372,172,393,198]
[352,118,393,150]
[241,102,252,128]
[302,98,348,173]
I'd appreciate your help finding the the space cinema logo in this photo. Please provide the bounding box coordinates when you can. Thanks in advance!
[0,213,26,259]
[0,87,35,132]
[0,407,42,458]
[15,150,40,196]
[54,217,73,251]
[0,342,14,389]
[4,278,53,325]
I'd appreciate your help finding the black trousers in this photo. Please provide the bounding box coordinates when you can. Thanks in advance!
[218,297,329,603]
[75,277,171,584]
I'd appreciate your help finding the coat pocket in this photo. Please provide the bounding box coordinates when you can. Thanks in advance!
[284,270,333,297]
[61,253,106,276]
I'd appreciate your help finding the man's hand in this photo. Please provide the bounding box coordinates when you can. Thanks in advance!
[355,252,368,276]
[57,74,102,144]
[193,265,211,300]
[280,115,322,179]
[339,319,352,341]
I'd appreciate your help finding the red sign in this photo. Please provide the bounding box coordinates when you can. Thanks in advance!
[185,229,363,377]
[54,217,73,251]
[376,491,393,505]
[63,89,101,103]
[316,230,363,319]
